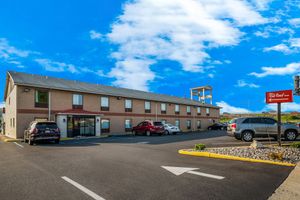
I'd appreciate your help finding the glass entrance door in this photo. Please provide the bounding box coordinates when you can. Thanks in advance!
[67,115,95,137]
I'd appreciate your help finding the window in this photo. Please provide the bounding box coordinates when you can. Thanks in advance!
[125,99,132,112]
[206,108,210,116]
[197,107,201,115]
[73,94,83,109]
[101,119,110,133]
[264,118,277,124]
[187,120,191,130]
[125,119,132,132]
[197,120,201,129]
[161,103,166,114]
[187,106,191,115]
[145,101,151,113]
[35,90,48,108]
[101,97,109,111]
[175,104,180,114]
[250,118,264,124]
[13,118,15,128]
[175,120,180,128]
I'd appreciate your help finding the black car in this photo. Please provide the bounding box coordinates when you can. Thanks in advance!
[24,121,60,145]
[208,123,227,130]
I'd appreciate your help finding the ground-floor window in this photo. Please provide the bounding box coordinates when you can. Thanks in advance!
[197,120,201,129]
[186,120,191,130]
[175,120,180,128]
[125,119,132,132]
[161,119,167,124]
[101,119,110,133]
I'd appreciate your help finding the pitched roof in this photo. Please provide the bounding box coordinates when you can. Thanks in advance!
[8,71,219,108]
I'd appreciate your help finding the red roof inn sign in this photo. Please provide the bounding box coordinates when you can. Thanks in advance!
[266,90,294,104]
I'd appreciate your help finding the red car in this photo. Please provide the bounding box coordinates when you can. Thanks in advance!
[132,120,165,136]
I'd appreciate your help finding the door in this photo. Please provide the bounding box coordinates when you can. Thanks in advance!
[263,118,278,136]
[249,118,265,135]
[72,116,81,137]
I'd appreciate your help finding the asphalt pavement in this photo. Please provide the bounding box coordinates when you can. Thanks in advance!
[0,131,295,200]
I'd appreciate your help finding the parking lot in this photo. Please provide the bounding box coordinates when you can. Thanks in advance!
[0,131,297,200]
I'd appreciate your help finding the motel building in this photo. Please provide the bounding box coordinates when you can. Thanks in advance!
[3,71,220,139]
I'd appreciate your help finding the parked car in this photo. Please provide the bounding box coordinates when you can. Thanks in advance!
[208,123,227,130]
[227,117,300,142]
[164,123,181,135]
[24,121,60,145]
[132,120,165,136]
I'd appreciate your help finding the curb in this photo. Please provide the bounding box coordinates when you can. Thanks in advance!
[60,135,109,141]
[178,149,296,167]
[3,138,22,142]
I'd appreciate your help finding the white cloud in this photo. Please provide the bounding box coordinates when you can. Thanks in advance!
[290,38,300,48]
[249,62,300,78]
[254,26,294,38]
[0,38,31,59]
[105,0,268,91]
[89,30,103,40]
[35,58,79,73]
[235,79,260,88]
[216,101,251,114]
[264,102,300,112]
[0,102,4,108]
[289,18,300,27]
[250,0,273,11]
[263,43,293,54]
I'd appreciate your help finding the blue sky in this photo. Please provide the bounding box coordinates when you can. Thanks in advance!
[0,0,300,113]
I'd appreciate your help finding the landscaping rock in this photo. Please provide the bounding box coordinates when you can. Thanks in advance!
[250,140,264,149]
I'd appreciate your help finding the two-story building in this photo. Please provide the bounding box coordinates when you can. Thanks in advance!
[3,71,220,139]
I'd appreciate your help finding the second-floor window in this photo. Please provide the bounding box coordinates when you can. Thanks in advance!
[35,90,48,108]
[187,106,191,115]
[73,94,83,109]
[206,108,210,116]
[101,96,109,111]
[125,99,132,112]
[145,101,151,113]
[175,104,180,114]
[161,103,166,114]
[197,107,201,115]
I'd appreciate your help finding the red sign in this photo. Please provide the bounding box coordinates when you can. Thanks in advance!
[266,90,293,104]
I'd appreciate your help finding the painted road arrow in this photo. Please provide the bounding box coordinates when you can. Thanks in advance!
[161,166,225,180]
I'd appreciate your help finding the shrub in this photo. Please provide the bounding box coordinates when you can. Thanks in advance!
[268,152,284,161]
[194,143,206,151]
[290,142,300,148]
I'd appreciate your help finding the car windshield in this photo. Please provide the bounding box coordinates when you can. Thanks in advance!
[36,122,58,129]
[154,122,163,126]
[229,119,237,124]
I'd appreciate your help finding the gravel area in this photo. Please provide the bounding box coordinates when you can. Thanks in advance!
[197,146,300,164]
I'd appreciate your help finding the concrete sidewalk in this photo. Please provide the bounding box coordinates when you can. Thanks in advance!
[269,162,300,200]
[0,134,21,142]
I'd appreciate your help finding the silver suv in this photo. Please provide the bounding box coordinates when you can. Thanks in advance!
[227,117,300,142]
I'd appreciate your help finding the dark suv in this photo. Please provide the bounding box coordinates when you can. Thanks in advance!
[24,121,60,145]
[132,120,165,136]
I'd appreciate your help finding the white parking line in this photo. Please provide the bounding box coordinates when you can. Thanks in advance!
[14,142,24,148]
[61,176,105,200]
[137,141,149,144]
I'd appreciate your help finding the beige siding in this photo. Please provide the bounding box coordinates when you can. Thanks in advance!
[4,81,17,138]
[10,85,220,138]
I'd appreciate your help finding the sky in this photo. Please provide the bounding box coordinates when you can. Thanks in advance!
[0,0,300,113]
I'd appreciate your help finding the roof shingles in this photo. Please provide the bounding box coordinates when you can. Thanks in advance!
[8,71,219,109]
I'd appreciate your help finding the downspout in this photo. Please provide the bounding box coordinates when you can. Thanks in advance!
[48,91,51,121]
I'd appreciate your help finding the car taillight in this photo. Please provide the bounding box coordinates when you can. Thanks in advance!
[31,128,38,134]
[231,123,236,129]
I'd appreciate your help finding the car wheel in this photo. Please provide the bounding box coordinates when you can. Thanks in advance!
[146,130,151,136]
[132,130,136,136]
[242,131,253,142]
[54,139,60,144]
[165,130,169,135]
[285,130,297,141]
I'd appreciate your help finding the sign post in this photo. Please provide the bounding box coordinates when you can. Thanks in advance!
[266,90,293,146]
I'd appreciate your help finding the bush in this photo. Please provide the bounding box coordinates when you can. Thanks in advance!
[268,152,284,161]
[290,142,300,148]
[194,143,206,151]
